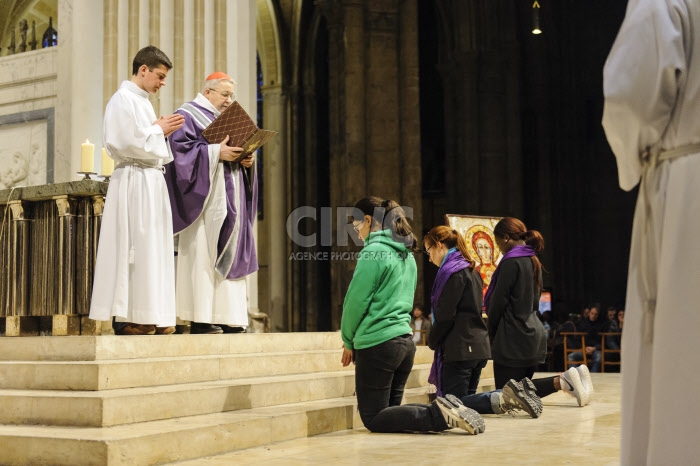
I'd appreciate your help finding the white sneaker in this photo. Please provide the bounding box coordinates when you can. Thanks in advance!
[560,366,590,407]
[436,396,484,434]
[576,365,595,405]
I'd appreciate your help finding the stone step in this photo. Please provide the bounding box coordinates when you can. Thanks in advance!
[0,347,433,391]
[0,332,348,361]
[0,365,435,427]
[0,382,505,466]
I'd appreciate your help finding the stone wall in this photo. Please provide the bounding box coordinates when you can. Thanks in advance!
[0,47,57,187]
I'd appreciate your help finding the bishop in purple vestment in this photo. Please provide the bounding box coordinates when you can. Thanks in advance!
[165,72,258,334]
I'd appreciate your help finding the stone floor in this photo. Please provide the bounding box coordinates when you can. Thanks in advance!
[172,372,621,465]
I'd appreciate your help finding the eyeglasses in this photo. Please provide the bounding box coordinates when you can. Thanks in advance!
[208,88,235,100]
[423,246,432,256]
[353,220,364,232]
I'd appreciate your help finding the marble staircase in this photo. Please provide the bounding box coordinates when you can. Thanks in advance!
[0,332,494,466]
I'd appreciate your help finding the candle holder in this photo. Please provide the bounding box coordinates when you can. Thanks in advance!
[101,175,111,183]
[77,172,97,180]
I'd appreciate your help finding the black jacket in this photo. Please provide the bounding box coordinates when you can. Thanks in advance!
[428,268,491,362]
[486,256,547,367]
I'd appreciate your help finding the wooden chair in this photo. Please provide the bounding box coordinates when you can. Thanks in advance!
[600,332,622,373]
[413,329,427,346]
[561,332,588,371]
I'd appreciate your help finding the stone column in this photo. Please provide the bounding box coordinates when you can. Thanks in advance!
[117,0,129,77]
[183,0,195,100]
[225,0,260,324]
[317,0,365,330]
[138,0,149,47]
[158,0,175,114]
[103,0,119,109]
[261,85,287,332]
[226,0,256,106]
[56,0,105,182]
[203,0,216,77]
[398,0,423,300]
[319,0,423,328]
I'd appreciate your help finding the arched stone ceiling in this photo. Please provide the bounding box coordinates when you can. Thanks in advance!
[256,0,282,87]
[0,0,57,56]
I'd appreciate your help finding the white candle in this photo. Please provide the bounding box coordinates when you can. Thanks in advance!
[81,139,95,173]
[101,148,114,176]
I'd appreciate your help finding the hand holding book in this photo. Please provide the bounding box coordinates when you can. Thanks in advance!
[218,136,244,162]
[202,101,277,163]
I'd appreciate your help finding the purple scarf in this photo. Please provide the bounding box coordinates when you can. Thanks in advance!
[482,244,536,312]
[428,250,470,397]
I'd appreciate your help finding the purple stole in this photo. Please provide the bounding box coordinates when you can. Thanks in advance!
[428,250,470,397]
[482,244,536,311]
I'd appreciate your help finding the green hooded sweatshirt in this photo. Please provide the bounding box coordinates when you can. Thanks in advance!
[341,229,417,350]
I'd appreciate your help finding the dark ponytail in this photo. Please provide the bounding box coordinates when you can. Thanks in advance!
[353,197,417,250]
[494,217,545,290]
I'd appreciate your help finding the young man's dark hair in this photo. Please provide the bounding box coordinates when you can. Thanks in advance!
[132,45,173,75]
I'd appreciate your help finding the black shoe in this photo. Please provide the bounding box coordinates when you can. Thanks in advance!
[220,325,246,334]
[190,322,224,334]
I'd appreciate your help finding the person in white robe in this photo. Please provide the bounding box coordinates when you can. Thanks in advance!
[89,45,184,335]
[165,72,258,334]
[602,1,700,463]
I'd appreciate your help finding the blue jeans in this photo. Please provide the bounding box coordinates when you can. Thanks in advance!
[354,334,448,433]
[568,350,602,372]
[459,390,502,414]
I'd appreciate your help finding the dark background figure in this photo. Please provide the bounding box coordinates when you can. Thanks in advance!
[409,304,431,346]
[567,306,606,372]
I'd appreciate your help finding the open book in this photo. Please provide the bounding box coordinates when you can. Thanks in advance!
[202,101,278,162]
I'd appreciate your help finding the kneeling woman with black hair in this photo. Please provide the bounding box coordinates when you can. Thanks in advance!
[340,196,485,434]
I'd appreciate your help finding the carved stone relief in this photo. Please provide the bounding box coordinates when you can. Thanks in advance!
[0,119,48,189]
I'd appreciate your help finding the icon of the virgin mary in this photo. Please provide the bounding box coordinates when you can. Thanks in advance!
[464,225,501,298]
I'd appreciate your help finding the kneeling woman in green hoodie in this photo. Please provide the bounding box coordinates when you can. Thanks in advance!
[341,196,484,435]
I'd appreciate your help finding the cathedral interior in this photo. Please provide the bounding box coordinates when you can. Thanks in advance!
[0,0,635,332]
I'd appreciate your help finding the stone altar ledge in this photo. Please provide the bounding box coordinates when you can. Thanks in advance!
[0,180,107,204]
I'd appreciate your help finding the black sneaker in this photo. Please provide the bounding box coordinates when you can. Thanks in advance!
[190,322,224,334]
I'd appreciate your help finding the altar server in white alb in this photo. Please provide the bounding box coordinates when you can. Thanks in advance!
[89,45,184,336]
[602,1,700,464]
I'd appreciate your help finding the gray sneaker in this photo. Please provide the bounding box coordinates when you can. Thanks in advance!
[501,379,543,418]
[436,396,484,434]
[445,394,486,433]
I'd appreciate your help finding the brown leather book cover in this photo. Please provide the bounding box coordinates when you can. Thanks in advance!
[202,101,277,162]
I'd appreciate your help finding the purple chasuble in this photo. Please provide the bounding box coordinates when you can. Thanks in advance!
[165,100,258,279]
[427,250,470,397]
[482,245,535,311]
